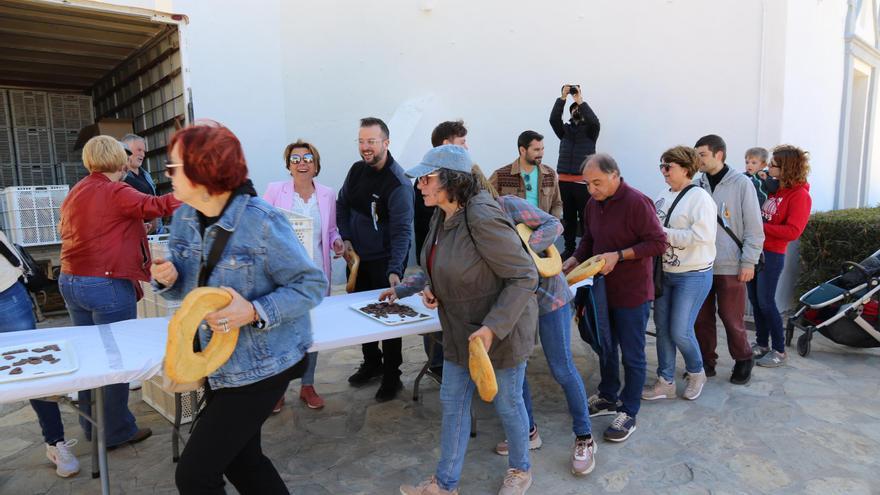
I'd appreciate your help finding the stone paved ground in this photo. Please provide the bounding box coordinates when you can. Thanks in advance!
[1,314,878,495]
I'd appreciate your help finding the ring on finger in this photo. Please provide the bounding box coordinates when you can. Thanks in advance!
[220,322,230,333]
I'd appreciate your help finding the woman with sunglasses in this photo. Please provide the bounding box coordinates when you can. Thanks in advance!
[389,145,538,495]
[750,145,811,367]
[262,140,344,412]
[152,124,326,494]
[643,146,716,402]
[59,135,181,451]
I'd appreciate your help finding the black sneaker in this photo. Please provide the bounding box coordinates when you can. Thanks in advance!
[348,362,383,387]
[730,358,754,385]
[375,377,403,402]
[588,394,618,417]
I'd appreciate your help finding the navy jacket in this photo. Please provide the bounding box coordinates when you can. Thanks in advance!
[550,98,601,175]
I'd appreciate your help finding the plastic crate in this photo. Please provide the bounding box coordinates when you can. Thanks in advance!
[141,374,203,424]
[0,127,13,164]
[52,129,82,163]
[18,164,57,186]
[13,128,53,165]
[59,162,88,187]
[9,90,49,128]
[48,94,94,131]
[0,163,14,188]
[0,185,68,246]
[276,208,314,259]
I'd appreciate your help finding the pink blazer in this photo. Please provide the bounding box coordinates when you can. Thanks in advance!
[263,180,342,295]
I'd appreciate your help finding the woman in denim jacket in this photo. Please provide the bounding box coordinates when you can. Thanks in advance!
[151,124,326,495]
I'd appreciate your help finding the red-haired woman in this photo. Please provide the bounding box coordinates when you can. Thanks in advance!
[151,123,326,494]
[749,145,812,367]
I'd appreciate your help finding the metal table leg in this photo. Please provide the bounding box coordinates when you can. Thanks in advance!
[413,333,442,401]
[95,387,110,494]
[172,392,182,462]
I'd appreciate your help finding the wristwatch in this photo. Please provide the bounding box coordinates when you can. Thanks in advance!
[617,249,625,262]
[251,303,266,329]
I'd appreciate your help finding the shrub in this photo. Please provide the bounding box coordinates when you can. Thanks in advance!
[797,206,880,298]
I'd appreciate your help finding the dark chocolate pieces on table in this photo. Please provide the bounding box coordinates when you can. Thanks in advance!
[360,302,424,319]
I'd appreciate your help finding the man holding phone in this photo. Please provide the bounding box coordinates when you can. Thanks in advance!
[550,84,601,259]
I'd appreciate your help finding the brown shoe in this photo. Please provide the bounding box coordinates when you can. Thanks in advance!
[109,427,152,450]
[299,385,324,409]
[272,396,285,414]
[399,476,459,494]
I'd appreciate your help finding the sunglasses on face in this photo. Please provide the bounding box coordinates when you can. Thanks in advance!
[417,172,439,185]
[659,163,673,172]
[165,161,183,177]
[288,153,314,165]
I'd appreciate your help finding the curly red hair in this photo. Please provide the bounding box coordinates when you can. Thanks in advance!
[169,124,248,195]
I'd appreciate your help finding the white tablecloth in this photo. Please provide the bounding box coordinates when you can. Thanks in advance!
[0,289,439,404]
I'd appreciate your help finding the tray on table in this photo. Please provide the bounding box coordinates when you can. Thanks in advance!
[350,300,434,326]
[0,340,78,384]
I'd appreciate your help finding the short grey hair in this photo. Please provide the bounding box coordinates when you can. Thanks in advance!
[744,147,769,163]
[583,153,620,175]
[121,133,145,145]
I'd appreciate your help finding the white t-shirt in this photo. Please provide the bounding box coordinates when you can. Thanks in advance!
[653,186,717,273]
[0,231,24,293]
[291,192,324,272]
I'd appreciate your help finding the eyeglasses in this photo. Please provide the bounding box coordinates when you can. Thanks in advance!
[659,163,672,172]
[417,172,439,185]
[165,161,184,177]
[357,138,385,146]
[523,173,533,192]
[288,153,314,165]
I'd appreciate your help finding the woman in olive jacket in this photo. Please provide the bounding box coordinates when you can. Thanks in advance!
[389,145,539,495]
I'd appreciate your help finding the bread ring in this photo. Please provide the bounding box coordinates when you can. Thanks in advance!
[345,245,360,293]
[566,255,606,285]
[164,287,239,383]
[468,338,498,402]
[516,223,563,277]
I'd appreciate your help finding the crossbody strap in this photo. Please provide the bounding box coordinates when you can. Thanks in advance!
[197,228,234,287]
[663,184,697,227]
[716,216,745,252]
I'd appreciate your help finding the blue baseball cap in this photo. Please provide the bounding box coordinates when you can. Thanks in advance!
[405,144,472,178]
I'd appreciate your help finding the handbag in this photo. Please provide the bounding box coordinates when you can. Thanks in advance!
[716,216,766,274]
[654,185,697,298]
[0,237,51,292]
[160,227,233,394]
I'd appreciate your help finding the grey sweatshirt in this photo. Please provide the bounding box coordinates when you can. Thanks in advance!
[694,167,765,276]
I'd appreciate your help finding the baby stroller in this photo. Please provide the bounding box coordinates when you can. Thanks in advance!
[786,248,880,357]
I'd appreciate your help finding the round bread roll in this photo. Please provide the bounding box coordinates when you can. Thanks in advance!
[468,337,498,402]
[566,255,606,285]
[516,223,563,277]
[164,287,239,383]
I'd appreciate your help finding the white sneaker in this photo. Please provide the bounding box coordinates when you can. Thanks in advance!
[46,439,80,478]
[683,371,707,400]
[129,380,142,391]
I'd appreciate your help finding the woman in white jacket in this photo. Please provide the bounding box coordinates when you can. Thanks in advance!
[644,146,717,401]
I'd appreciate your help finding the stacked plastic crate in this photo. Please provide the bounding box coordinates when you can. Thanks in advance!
[9,90,56,186]
[0,91,15,187]
[49,94,93,187]
[137,234,182,318]
[0,185,68,246]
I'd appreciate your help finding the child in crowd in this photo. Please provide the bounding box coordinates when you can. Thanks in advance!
[744,147,770,206]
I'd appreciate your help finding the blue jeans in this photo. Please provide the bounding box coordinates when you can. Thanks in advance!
[0,281,66,445]
[598,302,650,417]
[300,351,317,386]
[747,251,786,353]
[522,304,591,436]
[436,360,529,491]
[58,274,140,447]
[653,270,712,382]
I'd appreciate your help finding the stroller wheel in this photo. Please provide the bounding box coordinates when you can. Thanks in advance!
[797,333,811,357]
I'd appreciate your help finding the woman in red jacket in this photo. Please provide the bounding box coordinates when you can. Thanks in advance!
[749,145,811,367]
[59,135,180,448]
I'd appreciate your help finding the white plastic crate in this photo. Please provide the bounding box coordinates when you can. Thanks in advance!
[141,374,203,424]
[0,185,68,246]
[277,208,314,259]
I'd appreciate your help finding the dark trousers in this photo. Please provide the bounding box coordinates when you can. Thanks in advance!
[175,359,306,495]
[354,257,403,378]
[559,181,588,254]
[747,251,787,353]
[597,302,649,417]
[695,275,753,367]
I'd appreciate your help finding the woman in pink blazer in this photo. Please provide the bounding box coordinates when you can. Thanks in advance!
[263,139,344,412]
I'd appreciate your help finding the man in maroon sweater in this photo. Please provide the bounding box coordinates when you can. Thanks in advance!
[562,153,666,443]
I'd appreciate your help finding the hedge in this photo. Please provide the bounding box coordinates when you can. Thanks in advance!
[797,206,880,299]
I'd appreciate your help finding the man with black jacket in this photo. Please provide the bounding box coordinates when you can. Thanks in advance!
[338,117,414,402]
[550,85,600,259]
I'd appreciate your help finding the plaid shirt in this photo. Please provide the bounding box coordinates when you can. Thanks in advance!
[396,195,571,315]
